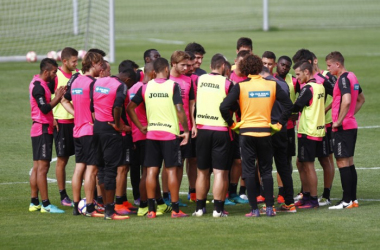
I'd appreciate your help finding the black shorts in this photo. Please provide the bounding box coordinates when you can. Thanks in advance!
[121,134,133,165]
[333,129,357,158]
[297,135,318,162]
[53,122,75,157]
[232,131,241,160]
[94,132,124,168]
[144,139,182,168]
[190,137,197,158]
[326,125,333,154]
[31,133,53,161]
[287,128,296,157]
[196,129,232,171]
[180,131,192,159]
[135,140,146,167]
[74,136,98,165]
[316,135,330,158]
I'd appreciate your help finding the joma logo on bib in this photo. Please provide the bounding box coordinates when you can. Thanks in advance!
[200,82,220,89]
[149,93,169,98]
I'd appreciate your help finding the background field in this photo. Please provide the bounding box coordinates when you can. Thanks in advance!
[1,1,380,249]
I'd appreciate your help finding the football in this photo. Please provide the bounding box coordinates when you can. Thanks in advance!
[26,51,37,63]
[56,50,62,61]
[78,50,87,60]
[78,198,87,214]
[47,51,58,60]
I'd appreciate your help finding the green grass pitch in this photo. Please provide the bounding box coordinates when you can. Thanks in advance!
[1,1,380,249]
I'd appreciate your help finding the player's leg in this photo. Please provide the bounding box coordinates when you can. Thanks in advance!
[29,161,40,211]
[71,163,85,214]
[240,135,260,217]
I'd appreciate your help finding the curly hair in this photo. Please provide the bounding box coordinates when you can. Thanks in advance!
[239,54,263,76]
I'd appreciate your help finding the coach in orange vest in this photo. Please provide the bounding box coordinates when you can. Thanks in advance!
[220,54,292,217]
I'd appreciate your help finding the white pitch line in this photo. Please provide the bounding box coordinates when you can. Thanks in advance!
[147,38,185,45]
[358,125,380,129]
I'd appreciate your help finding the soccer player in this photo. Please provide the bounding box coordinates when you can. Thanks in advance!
[292,60,326,209]
[231,37,253,71]
[61,51,104,217]
[292,49,335,205]
[50,47,78,207]
[262,51,276,75]
[127,57,190,218]
[119,59,141,82]
[311,52,337,206]
[128,62,172,216]
[29,58,65,213]
[325,51,365,209]
[113,69,139,216]
[185,42,207,76]
[273,56,298,203]
[161,51,195,207]
[91,69,133,220]
[220,54,293,217]
[184,50,198,202]
[228,50,251,204]
[260,66,296,212]
[193,53,234,217]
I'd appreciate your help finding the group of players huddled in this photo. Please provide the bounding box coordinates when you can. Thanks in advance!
[29,37,365,219]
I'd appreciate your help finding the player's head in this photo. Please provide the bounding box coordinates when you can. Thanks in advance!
[224,60,232,78]
[262,51,276,74]
[185,42,206,69]
[87,48,106,57]
[118,60,139,73]
[99,60,111,78]
[143,62,155,82]
[276,55,292,77]
[153,57,170,78]
[185,51,196,75]
[61,47,78,71]
[292,49,313,64]
[171,50,190,75]
[235,50,251,76]
[236,37,253,53]
[81,51,104,76]
[210,53,227,75]
[259,66,271,78]
[239,54,263,76]
[40,58,58,82]
[143,49,161,64]
[293,60,313,83]
[118,68,137,89]
[325,51,345,76]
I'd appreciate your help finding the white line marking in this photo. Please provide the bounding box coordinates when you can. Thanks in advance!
[147,38,185,45]
[358,125,380,129]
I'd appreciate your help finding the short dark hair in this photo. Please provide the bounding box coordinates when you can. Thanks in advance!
[119,68,137,83]
[278,55,292,64]
[61,47,78,60]
[240,54,263,76]
[101,60,109,71]
[185,42,206,55]
[40,58,58,74]
[325,51,345,66]
[210,53,226,70]
[236,50,251,59]
[87,48,106,57]
[118,60,139,73]
[262,51,276,61]
[236,37,252,50]
[143,49,158,63]
[293,60,313,74]
[185,51,195,60]
[153,58,169,73]
[292,49,313,64]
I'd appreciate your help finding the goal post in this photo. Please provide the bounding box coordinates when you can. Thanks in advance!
[0,0,115,63]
